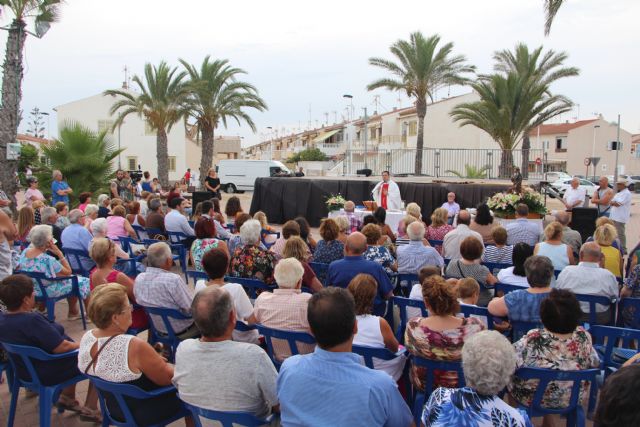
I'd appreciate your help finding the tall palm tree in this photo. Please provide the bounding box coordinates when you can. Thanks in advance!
[0,0,60,215]
[104,62,188,186]
[544,0,565,35]
[367,32,475,175]
[179,56,267,186]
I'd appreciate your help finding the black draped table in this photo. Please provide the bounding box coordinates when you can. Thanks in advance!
[249,177,510,227]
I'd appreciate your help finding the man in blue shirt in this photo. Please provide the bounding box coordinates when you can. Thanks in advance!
[51,170,73,205]
[327,232,393,315]
[277,287,413,427]
[61,209,94,272]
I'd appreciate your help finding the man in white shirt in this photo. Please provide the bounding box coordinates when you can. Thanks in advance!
[610,179,632,253]
[165,197,195,246]
[371,171,402,210]
[562,178,586,211]
[443,210,483,260]
[554,242,618,324]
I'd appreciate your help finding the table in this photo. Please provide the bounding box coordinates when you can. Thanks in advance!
[329,209,406,233]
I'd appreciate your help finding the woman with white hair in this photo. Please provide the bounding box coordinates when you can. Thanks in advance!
[96,194,111,218]
[84,204,99,232]
[16,224,91,319]
[228,219,276,284]
[420,330,531,426]
[90,218,130,260]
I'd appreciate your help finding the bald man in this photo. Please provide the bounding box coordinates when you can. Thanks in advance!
[442,210,483,260]
[562,177,586,211]
[326,232,393,315]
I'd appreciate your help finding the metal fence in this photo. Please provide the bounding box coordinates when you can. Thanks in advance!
[343,148,546,180]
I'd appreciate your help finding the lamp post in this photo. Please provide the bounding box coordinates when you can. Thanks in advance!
[343,94,353,175]
[591,124,600,178]
[266,126,273,160]
[363,107,368,170]
[614,115,621,185]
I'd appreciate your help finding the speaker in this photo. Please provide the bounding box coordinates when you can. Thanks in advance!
[192,191,213,209]
[570,207,598,243]
[356,168,372,177]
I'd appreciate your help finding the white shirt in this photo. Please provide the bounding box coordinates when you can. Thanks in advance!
[164,210,195,236]
[563,187,586,209]
[610,188,631,223]
[442,224,483,260]
[554,262,618,313]
[496,267,530,287]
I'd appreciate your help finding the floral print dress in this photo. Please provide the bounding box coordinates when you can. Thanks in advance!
[313,239,344,265]
[228,245,276,284]
[425,224,454,255]
[622,264,640,328]
[190,238,222,271]
[509,327,600,409]
[405,316,485,391]
[17,250,91,299]
[363,245,396,276]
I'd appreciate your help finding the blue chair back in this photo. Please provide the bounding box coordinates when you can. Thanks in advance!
[574,293,617,326]
[15,270,87,329]
[224,276,275,299]
[395,273,420,293]
[125,303,150,336]
[167,231,188,245]
[62,247,95,278]
[235,321,257,332]
[145,227,165,240]
[187,270,209,285]
[113,258,140,278]
[308,262,329,286]
[13,239,29,252]
[482,261,513,275]
[511,320,543,342]
[427,239,443,248]
[618,297,640,329]
[183,401,273,427]
[495,282,527,295]
[88,375,187,427]
[131,224,147,241]
[351,345,400,369]
[590,325,640,370]
[458,304,505,331]
[118,236,140,257]
[140,306,195,362]
[393,296,428,343]
[255,324,316,370]
[260,229,280,249]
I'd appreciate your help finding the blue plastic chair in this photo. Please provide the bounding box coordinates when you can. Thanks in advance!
[145,227,165,239]
[187,269,209,285]
[510,320,543,342]
[131,224,148,241]
[87,375,188,427]
[590,325,640,371]
[167,230,189,245]
[513,367,599,427]
[255,324,316,370]
[308,262,329,286]
[458,304,506,331]
[125,303,150,337]
[15,270,87,330]
[618,297,640,329]
[114,258,141,279]
[395,273,420,295]
[183,401,274,427]
[62,247,95,278]
[495,282,527,295]
[426,239,443,248]
[351,344,402,369]
[224,275,276,300]
[141,306,196,362]
[393,296,429,343]
[260,229,280,249]
[118,236,141,258]
[235,321,257,332]
[482,261,513,276]
[574,293,617,326]
[2,343,85,427]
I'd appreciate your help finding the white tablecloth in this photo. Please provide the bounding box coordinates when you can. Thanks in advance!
[329,209,406,233]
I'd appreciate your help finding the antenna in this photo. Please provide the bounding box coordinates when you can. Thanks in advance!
[333,111,337,124]
[308,104,312,130]
[122,65,130,89]
[323,112,329,126]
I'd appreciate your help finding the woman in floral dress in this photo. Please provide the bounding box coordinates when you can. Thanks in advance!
[621,264,640,328]
[425,208,454,255]
[190,217,228,272]
[228,219,276,284]
[361,223,396,276]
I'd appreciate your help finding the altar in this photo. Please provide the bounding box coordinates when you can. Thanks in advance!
[328,209,406,233]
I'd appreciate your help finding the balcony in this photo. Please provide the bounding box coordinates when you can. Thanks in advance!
[317,142,345,156]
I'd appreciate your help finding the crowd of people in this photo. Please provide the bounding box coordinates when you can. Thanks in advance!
[0,170,638,427]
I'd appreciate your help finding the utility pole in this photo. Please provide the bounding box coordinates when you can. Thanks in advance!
[614,114,621,184]
[363,107,368,170]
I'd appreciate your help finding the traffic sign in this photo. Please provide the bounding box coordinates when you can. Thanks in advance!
[584,158,591,166]
[535,157,542,165]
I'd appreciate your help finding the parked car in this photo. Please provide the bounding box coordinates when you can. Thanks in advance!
[217,159,291,193]
[551,178,598,198]
[545,171,572,183]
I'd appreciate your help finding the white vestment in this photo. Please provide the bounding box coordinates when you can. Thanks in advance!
[371,180,402,210]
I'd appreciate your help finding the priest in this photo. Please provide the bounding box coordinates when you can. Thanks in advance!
[371,170,402,210]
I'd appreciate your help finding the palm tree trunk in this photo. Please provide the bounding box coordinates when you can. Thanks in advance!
[0,20,27,217]
[414,100,427,176]
[499,149,514,178]
[156,128,169,187]
[521,135,530,179]
[199,123,214,187]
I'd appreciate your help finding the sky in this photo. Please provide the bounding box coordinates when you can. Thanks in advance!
[3,0,639,147]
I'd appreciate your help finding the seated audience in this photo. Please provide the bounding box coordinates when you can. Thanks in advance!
[210,197,225,224]
[586,216,623,250]
[594,365,640,427]
[621,263,640,327]
[106,205,136,241]
[505,204,541,247]
[469,203,495,244]
[126,201,146,227]
[405,276,485,391]
[61,209,94,272]
[164,197,195,246]
[269,220,308,260]
[594,223,623,278]
[496,243,533,287]
[97,194,110,218]
[457,277,480,307]
[254,211,278,245]
[488,255,553,324]
[482,226,513,264]
[443,210,483,260]
[190,217,228,272]
[333,215,349,243]
[200,200,231,240]
[313,218,345,264]
[445,236,497,306]
[18,224,90,319]
[77,192,92,212]
[277,287,412,426]
[421,330,531,427]
[534,221,574,271]
[549,211,582,257]
[133,242,198,338]
[227,213,253,254]
[90,218,130,260]
[224,195,243,221]
[55,202,70,230]
[398,221,443,274]
[295,216,317,252]
[249,258,313,361]
[84,204,99,232]
[509,289,600,414]
[32,200,45,225]
[174,286,278,420]
[0,211,14,280]
[16,206,34,242]
[145,198,165,233]
[425,207,454,255]
[165,181,183,206]
[138,191,150,216]
[79,284,185,425]
[41,206,63,250]
[283,237,323,293]
[348,274,405,381]
[327,232,393,316]
[229,219,276,284]
[374,207,396,243]
[343,200,362,234]
[361,223,396,276]
[395,214,416,242]
[0,274,99,421]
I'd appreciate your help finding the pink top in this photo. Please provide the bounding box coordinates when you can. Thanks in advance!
[78,203,88,212]
[106,216,128,240]
[23,188,44,207]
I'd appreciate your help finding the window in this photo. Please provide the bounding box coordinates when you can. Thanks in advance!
[168,156,176,172]
[97,120,115,134]
[370,127,377,139]
[144,122,155,136]
[555,137,567,152]
[408,121,417,136]
[127,157,138,171]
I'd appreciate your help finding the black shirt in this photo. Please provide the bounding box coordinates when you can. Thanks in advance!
[205,176,220,193]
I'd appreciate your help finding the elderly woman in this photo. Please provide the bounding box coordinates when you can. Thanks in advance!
[445,236,497,306]
[510,289,600,419]
[106,205,136,241]
[361,223,396,276]
[421,330,531,426]
[190,217,228,271]
[229,219,276,284]
[23,176,45,208]
[333,215,349,244]
[96,194,111,218]
[17,225,91,319]
[348,273,406,381]
[78,284,186,425]
[16,206,35,242]
[283,236,323,293]
[51,169,73,205]
[55,202,71,230]
[425,207,454,255]
[84,204,99,232]
[0,274,100,421]
[77,192,92,212]
[534,221,574,271]
[496,243,533,287]
[594,224,623,278]
[313,218,345,264]
[227,213,253,254]
[405,276,485,391]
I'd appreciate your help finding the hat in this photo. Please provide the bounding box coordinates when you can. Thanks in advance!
[26,176,38,184]
[616,179,628,186]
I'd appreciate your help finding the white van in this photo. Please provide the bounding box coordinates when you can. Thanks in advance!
[217,160,291,193]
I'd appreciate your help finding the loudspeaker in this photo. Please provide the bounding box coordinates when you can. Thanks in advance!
[570,207,598,243]
[192,191,213,209]
[357,168,372,177]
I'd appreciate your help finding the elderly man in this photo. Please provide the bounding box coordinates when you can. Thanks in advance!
[248,258,313,361]
[610,179,632,253]
[200,200,231,240]
[173,287,278,419]
[277,287,412,426]
[342,201,362,234]
[441,192,460,223]
[591,176,615,217]
[61,209,94,272]
[51,170,73,205]
[327,232,393,316]
[545,211,582,257]
[41,206,63,250]
[562,177,586,211]
[442,210,483,260]
[145,198,165,232]
[555,242,618,324]
[133,242,198,338]
[505,204,541,247]
[397,221,444,273]
[165,197,195,246]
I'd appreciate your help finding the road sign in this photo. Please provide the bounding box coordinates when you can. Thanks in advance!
[584,158,591,166]
[535,157,542,165]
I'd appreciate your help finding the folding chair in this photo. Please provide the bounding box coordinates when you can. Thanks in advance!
[255,324,316,371]
[140,306,196,362]
[182,401,274,427]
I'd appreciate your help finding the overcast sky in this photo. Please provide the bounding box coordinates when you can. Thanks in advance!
[4,0,639,146]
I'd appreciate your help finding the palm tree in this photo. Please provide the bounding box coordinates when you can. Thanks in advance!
[179,56,267,186]
[544,0,565,35]
[446,164,491,179]
[367,32,475,175]
[0,0,60,215]
[104,61,188,186]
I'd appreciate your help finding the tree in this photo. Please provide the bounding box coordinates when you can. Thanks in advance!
[0,0,61,214]
[180,56,267,186]
[27,106,45,138]
[544,0,565,35]
[17,142,38,184]
[104,61,188,187]
[446,164,490,179]
[367,32,475,175]
[287,147,328,163]
[37,122,124,202]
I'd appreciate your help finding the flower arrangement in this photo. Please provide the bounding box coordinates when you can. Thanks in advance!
[487,187,547,218]
[325,193,347,212]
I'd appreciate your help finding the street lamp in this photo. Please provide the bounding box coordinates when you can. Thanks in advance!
[342,95,354,175]
[591,124,600,177]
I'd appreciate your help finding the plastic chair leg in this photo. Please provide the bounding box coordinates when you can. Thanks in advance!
[46,301,56,322]
[7,380,20,427]
[77,292,87,330]
[40,387,55,427]
[587,377,599,419]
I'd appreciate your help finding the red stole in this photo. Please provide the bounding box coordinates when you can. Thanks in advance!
[381,183,389,209]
